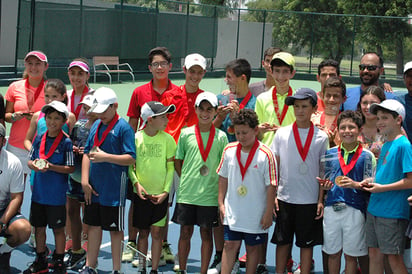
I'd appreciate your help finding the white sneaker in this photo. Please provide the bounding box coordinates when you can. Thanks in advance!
[173,254,180,272]
[132,251,166,267]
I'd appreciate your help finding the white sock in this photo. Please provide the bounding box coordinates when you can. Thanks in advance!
[0,242,14,254]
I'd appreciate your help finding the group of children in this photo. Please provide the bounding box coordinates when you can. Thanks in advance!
[2,46,412,274]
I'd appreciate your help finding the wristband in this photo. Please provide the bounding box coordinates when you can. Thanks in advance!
[11,113,16,122]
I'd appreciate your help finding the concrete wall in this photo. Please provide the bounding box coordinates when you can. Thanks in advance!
[0,0,18,65]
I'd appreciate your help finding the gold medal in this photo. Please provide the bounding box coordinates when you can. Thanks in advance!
[34,159,47,169]
[237,185,247,196]
[90,146,98,153]
[335,176,346,186]
[200,165,209,176]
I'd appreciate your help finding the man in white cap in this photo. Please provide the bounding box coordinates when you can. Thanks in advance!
[0,124,31,273]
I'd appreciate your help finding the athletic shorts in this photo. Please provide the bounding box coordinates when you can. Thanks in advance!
[133,194,168,229]
[224,225,267,246]
[84,203,124,231]
[365,212,408,255]
[0,208,27,227]
[322,205,367,256]
[30,201,66,229]
[126,178,135,201]
[172,203,218,228]
[271,200,323,248]
[67,177,85,202]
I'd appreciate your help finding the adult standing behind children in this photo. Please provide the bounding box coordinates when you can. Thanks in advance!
[4,51,48,180]
[270,88,329,274]
[81,87,136,274]
[396,61,412,142]
[361,100,412,274]
[255,51,296,146]
[0,94,5,126]
[173,92,228,274]
[0,124,31,274]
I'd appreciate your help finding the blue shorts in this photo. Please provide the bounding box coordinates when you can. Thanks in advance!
[224,225,267,246]
[67,177,85,202]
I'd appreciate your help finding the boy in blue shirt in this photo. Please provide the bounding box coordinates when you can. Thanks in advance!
[80,87,136,274]
[318,110,375,274]
[362,99,412,273]
[25,101,75,274]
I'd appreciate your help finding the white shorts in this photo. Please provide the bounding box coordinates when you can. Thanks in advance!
[322,204,368,257]
[6,143,30,174]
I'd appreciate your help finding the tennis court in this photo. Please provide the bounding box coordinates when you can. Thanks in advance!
[0,76,409,273]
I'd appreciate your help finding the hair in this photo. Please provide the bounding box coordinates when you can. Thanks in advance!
[323,76,346,97]
[232,109,259,129]
[225,59,252,83]
[264,47,282,59]
[375,107,400,120]
[23,50,48,80]
[148,46,172,64]
[362,52,384,67]
[45,79,68,105]
[271,58,293,73]
[337,110,364,129]
[44,107,67,121]
[356,85,386,112]
[317,59,340,76]
[69,57,90,86]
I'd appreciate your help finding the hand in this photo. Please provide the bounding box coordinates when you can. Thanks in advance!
[33,159,50,172]
[82,183,99,205]
[315,202,324,219]
[151,192,168,204]
[260,210,273,230]
[273,198,279,218]
[89,147,107,163]
[317,177,333,190]
[361,180,383,193]
[383,82,393,93]
[216,105,230,119]
[23,112,34,120]
[219,204,225,224]
[337,176,357,189]
[136,183,148,200]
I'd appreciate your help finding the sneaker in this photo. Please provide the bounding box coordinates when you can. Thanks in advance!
[79,266,98,274]
[64,238,73,252]
[150,270,158,274]
[176,270,187,274]
[64,248,86,269]
[138,267,147,274]
[23,256,49,274]
[231,259,240,274]
[147,250,166,267]
[52,259,66,273]
[239,252,247,268]
[173,254,180,272]
[293,259,315,274]
[111,271,123,274]
[122,241,137,262]
[286,258,296,273]
[162,242,175,264]
[207,254,222,274]
[0,252,11,274]
[256,264,268,274]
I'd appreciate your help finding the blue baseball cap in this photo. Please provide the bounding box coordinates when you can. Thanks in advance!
[285,88,317,106]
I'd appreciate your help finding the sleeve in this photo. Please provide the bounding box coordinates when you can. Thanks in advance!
[402,142,412,173]
[4,82,16,102]
[127,89,140,119]
[255,94,265,124]
[265,148,278,187]
[121,123,137,159]
[217,146,229,178]
[64,138,74,167]
[9,158,24,193]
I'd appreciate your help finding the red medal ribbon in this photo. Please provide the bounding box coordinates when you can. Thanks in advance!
[25,78,45,111]
[292,122,314,162]
[320,112,339,132]
[71,86,89,119]
[239,91,252,110]
[272,86,292,125]
[195,124,216,163]
[39,130,64,159]
[338,144,363,175]
[93,113,119,147]
[236,138,259,180]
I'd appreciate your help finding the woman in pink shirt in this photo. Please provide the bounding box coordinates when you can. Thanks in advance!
[4,50,48,178]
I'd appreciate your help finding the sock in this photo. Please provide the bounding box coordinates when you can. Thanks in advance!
[215,250,222,259]
[0,242,13,254]
[73,248,85,254]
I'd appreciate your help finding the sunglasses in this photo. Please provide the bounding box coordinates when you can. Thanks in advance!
[359,64,380,71]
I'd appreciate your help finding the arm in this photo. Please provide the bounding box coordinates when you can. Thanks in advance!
[153,157,175,204]
[213,105,228,128]
[81,153,98,205]
[316,182,325,219]
[273,155,280,216]
[362,172,412,193]
[218,176,228,224]
[46,162,75,174]
[174,159,183,177]
[24,112,40,151]
[88,147,135,166]
[68,113,77,134]
[0,192,24,225]
[5,101,24,123]
[129,117,138,132]
[261,184,276,230]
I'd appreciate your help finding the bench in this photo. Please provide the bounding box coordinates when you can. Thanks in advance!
[92,56,135,84]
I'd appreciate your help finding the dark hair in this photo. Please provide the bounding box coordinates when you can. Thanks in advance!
[148,47,171,64]
[362,52,384,67]
[45,79,68,105]
[225,59,252,83]
[232,109,259,129]
[323,76,346,97]
[337,110,364,129]
[317,59,340,76]
[356,86,386,112]
[264,47,282,59]
[271,58,293,73]
[374,107,400,120]
[44,107,67,121]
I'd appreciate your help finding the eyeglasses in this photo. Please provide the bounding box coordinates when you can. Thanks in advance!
[359,64,380,71]
[150,61,169,68]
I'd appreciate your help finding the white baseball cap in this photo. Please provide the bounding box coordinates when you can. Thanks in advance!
[184,53,207,70]
[370,99,405,121]
[41,101,69,119]
[140,101,176,130]
[404,61,412,74]
[79,94,95,108]
[88,87,117,114]
[195,91,218,107]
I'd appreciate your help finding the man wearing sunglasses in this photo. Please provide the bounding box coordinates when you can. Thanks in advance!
[343,52,395,111]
